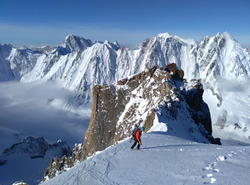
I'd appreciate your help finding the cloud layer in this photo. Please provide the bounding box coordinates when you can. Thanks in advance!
[0,81,91,152]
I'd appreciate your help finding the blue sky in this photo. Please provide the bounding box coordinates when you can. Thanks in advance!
[0,0,249,47]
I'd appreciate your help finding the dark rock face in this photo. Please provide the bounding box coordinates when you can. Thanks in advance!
[184,79,213,135]
[185,80,204,112]
[81,84,129,161]
[165,63,185,80]
[183,80,221,144]
[165,63,178,74]
[144,109,156,132]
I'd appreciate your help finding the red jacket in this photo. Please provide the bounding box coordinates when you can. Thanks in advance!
[135,129,142,142]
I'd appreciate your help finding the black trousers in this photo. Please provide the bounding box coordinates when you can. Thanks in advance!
[131,139,140,149]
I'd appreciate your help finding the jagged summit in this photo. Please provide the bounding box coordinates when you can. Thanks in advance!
[103,40,120,51]
[62,34,93,52]
[156,32,197,44]
[218,32,236,42]
[0,136,71,162]
[0,136,72,184]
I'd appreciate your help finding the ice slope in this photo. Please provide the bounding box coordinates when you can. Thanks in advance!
[42,132,250,185]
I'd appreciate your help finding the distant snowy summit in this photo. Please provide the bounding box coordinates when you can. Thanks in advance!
[0,31,249,140]
[1,32,249,97]
[0,136,71,165]
[1,31,249,87]
[1,31,249,141]
[0,136,71,185]
[0,31,249,143]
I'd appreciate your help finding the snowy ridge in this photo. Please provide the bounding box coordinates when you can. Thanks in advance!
[1,32,249,106]
[79,65,219,168]
[40,70,250,185]
[2,32,249,99]
[41,131,250,185]
[115,69,210,142]
[0,136,71,160]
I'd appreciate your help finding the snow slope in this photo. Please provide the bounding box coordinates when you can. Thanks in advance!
[41,90,250,185]
[42,129,250,185]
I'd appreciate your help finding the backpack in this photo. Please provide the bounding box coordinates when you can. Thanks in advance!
[132,124,139,138]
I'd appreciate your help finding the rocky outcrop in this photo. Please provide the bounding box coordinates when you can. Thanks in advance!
[41,143,82,182]
[42,156,74,182]
[41,64,221,182]
[80,64,220,161]
[184,79,220,144]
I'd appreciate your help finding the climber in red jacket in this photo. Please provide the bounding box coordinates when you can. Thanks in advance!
[131,127,145,150]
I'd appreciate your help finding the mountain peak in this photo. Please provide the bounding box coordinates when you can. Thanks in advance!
[222,32,236,42]
[213,32,236,42]
[157,32,173,37]
[62,34,93,52]
[216,32,221,37]
[0,136,71,160]
[102,40,120,50]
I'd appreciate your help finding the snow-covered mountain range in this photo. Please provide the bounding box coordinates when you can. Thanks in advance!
[1,32,249,139]
[3,32,250,82]
[0,32,250,184]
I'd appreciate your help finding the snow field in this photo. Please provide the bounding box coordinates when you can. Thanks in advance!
[42,132,250,185]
